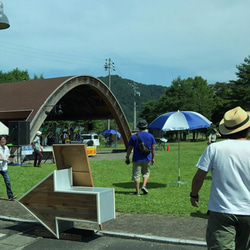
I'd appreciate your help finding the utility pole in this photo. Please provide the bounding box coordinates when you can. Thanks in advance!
[104,58,115,90]
[104,58,115,129]
[128,82,140,130]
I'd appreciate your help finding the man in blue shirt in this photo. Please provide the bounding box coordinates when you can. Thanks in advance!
[125,119,156,196]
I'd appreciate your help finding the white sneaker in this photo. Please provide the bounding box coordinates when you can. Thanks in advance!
[133,192,140,196]
[141,186,148,195]
[8,195,17,201]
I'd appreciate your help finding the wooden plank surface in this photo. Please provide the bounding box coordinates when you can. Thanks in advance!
[19,174,98,234]
[52,144,94,187]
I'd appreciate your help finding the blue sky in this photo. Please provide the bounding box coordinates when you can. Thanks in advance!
[0,0,249,86]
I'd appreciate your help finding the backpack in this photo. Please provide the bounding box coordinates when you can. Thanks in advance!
[136,133,151,154]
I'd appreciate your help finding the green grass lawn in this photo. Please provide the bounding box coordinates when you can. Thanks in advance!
[2,141,211,218]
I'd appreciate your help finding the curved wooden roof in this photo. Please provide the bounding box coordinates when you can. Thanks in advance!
[0,75,131,147]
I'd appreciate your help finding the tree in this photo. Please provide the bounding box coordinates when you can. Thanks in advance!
[159,77,195,112]
[141,76,215,123]
[0,68,46,83]
[33,74,44,80]
[140,99,162,124]
[0,68,30,83]
[98,75,165,122]
[230,56,250,110]
[210,82,234,124]
[185,76,214,119]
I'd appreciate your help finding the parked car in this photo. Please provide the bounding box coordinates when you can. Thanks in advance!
[81,133,100,146]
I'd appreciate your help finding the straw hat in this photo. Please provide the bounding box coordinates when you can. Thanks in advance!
[36,131,42,135]
[219,106,250,135]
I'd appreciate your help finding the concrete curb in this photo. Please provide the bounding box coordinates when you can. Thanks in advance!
[96,230,207,247]
[0,215,207,247]
[0,215,38,224]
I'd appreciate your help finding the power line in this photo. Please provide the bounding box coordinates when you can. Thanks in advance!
[0,42,103,67]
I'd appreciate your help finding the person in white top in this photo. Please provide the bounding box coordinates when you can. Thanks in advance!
[31,131,43,167]
[190,106,250,250]
[0,135,16,201]
[207,128,221,145]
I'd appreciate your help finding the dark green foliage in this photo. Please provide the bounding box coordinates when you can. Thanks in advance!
[0,68,30,83]
[141,56,250,126]
[141,76,215,124]
[0,68,44,83]
[98,75,166,122]
[230,55,250,110]
[209,56,250,124]
[209,82,234,124]
[33,74,44,80]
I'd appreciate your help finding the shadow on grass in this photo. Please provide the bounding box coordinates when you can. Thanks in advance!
[115,190,135,195]
[112,182,167,189]
[19,165,34,168]
[190,210,209,219]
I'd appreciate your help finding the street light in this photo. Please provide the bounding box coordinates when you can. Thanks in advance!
[0,1,10,30]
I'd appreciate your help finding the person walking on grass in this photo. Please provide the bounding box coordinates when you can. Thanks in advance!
[0,135,16,201]
[125,119,156,196]
[207,128,221,145]
[190,106,250,250]
[32,131,43,167]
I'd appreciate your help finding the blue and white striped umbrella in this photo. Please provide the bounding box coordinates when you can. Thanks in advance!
[148,110,212,187]
[148,110,212,131]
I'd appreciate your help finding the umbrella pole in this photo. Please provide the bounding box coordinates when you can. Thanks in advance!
[178,132,181,187]
[166,131,183,187]
[176,131,188,187]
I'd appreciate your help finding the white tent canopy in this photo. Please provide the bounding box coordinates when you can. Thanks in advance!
[0,122,9,135]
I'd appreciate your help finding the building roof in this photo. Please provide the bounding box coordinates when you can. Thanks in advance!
[0,75,130,146]
[0,76,70,120]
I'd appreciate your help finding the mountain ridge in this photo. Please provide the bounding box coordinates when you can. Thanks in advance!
[98,75,166,122]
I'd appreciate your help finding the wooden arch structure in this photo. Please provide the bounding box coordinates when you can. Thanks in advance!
[0,75,131,148]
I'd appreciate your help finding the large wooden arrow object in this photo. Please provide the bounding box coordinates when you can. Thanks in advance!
[18,144,115,239]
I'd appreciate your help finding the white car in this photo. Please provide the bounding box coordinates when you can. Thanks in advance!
[82,134,100,146]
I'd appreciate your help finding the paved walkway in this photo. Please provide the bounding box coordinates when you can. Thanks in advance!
[0,199,207,247]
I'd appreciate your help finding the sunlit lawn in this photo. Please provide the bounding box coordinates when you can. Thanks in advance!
[1,141,211,218]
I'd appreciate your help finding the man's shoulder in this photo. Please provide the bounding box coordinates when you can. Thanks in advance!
[139,132,155,141]
[130,133,137,138]
[146,132,155,138]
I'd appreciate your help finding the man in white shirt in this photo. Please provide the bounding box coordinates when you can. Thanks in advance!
[0,135,16,201]
[190,106,250,250]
